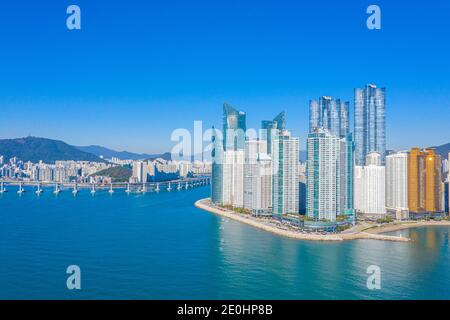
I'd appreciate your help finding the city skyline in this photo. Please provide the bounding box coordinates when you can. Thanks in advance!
[1,1,450,153]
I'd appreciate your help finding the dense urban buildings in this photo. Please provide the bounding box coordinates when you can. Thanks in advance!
[209,81,448,230]
[354,84,386,165]
[408,148,443,213]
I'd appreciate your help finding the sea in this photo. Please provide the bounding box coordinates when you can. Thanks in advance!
[0,185,449,299]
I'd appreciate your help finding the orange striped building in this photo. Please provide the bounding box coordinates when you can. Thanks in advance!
[408,148,443,213]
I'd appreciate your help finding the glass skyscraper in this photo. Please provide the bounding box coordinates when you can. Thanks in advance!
[212,104,247,205]
[211,126,223,204]
[261,111,286,155]
[309,96,349,137]
[354,84,386,165]
[223,103,246,151]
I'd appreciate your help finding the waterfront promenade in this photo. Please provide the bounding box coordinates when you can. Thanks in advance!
[195,198,422,242]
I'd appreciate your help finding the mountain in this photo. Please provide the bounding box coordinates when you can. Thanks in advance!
[0,137,102,164]
[430,143,450,159]
[75,145,164,160]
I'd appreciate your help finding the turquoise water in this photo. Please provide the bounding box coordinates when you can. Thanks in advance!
[0,186,449,299]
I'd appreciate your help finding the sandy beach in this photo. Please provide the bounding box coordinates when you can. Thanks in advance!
[194,198,425,242]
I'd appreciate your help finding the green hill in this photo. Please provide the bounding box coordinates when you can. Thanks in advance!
[92,166,132,182]
[0,137,102,164]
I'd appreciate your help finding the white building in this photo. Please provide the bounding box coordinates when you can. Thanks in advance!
[354,152,386,216]
[272,130,299,215]
[386,152,409,217]
[244,140,272,215]
[306,129,340,221]
[222,150,244,208]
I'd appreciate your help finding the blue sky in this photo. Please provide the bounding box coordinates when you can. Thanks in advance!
[0,0,449,153]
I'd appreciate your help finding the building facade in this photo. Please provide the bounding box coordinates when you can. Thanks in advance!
[354,152,386,216]
[408,148,443,213]
[261,111,286,155]
[244,140,272,214]
[309,96,349,137]
[354,84,386,165]
[272,130,299,215]
[386,152,409,214]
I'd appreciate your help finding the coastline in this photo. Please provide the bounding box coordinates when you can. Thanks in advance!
[194,198,424,242]
[363,220,450,234]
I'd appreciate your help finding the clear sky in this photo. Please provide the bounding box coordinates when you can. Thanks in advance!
[0,0,449,153]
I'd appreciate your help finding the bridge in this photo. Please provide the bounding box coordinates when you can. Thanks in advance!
[0,176,211,195]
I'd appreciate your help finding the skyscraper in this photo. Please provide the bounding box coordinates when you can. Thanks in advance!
[309,96,349,137]
[408,148,443,213]
[261,111,286,155]
[212,104,247,206]
[306,129,340,221]
[386,152,409,213]
[221,149,244,207]
[244,139,272,214]
[272,130,299,215]
[339,133,355,217]
[223,103,246,151]
[354,84,386,165]
[211,126,223,204]
[354,152,386,216]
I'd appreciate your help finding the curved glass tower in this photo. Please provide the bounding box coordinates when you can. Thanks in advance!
[261,111,286,154]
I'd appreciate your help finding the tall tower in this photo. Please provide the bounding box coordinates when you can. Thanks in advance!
[211,127,224,204]
[309,96,349,137]
[354,84,386,165]
[223,103,246,151]
[386,152,409,212]
[261,111,286,155]
[244,139,272,214]
[354,152,386,215]
[272,130,299,215]
[212,103,247,206]
[408,148,443,213]
[306,129,341,221]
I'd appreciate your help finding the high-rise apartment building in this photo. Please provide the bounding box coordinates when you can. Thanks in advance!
[354,84,386,165]
[212,104,247,206]
[408,148,443,213]
[221,150,244,207]
[261,111,286,155]
[306,129,354,221]
[272,130,299,215]
[386,152,409,213]
[244,140,272,214]
[354,152,386,216]
[309,96,349,137]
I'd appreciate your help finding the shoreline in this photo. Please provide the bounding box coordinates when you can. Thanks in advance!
[363,220,450,234]
[194,198,424,242]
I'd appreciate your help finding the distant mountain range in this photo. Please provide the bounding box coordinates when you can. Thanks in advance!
[0,137,103,164]
[74,145,169,161]
[1,136,448,165]
[430,143,450,159]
